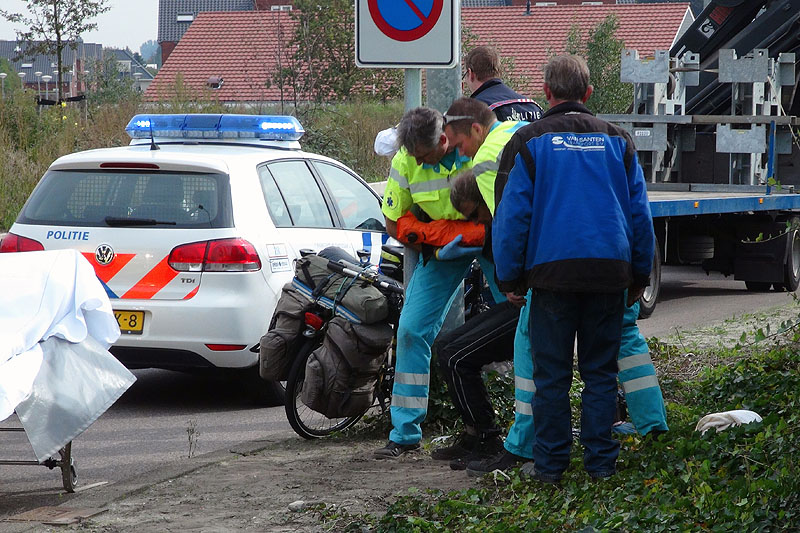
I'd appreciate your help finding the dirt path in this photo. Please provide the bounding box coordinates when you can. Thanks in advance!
[61,437,472,532]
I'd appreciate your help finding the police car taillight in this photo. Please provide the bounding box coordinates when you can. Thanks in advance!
[168,238,261,272]
[0,233,45,253]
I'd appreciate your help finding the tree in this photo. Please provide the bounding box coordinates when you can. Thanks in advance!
[139,40,158,64]
[564,14,632,114]
[273,0,401,104]
[1,0,110,102]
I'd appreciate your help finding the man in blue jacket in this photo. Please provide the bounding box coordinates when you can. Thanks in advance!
[493,55,655,483]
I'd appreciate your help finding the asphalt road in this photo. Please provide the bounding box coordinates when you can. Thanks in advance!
[1,263,796,516]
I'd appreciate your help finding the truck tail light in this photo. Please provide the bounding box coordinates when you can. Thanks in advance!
[0,233,45,253]
[168,238,261,272]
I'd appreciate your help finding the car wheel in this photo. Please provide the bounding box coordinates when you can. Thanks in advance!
[238,366,285,406]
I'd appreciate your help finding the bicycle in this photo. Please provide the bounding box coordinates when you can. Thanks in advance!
[283,247,404,439]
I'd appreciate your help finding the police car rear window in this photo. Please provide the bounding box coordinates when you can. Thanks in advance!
[18,170,233,228]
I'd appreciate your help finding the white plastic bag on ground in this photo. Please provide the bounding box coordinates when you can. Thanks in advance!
[15,335,136,462]
[695,410,763,434]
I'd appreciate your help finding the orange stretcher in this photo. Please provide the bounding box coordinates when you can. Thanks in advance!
[396,211,485,248]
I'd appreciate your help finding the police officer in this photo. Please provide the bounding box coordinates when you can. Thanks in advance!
[374,107,503,459]
[464,46,543,123]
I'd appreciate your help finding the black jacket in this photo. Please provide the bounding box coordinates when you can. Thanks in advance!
[471,79,543,122]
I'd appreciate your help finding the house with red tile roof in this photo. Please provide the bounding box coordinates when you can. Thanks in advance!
[145,3,693,104]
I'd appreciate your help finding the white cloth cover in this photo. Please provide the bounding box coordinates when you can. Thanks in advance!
[695,410,763,434]
[374,127,399,156]
[16,335,136,461]
[0,249,122,422]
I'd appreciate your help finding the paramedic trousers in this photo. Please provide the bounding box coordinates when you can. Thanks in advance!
[434,301,519,436]
[389,253,501,445]
[530,290,624,479]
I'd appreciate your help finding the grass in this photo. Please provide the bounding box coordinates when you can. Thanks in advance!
[318,319,800,532]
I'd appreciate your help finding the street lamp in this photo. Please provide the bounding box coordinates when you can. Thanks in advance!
[17,71,26,90]
[41,74,52,100]
[0,72,6,98]
[34,71,42,97]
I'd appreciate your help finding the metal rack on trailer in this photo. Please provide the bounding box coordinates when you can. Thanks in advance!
[0,423,77,493]
[599,0,800,317]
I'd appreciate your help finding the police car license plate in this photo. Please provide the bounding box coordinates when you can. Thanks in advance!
[115,311,145,335]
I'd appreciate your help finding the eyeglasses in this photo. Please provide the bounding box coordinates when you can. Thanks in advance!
[443,114,475,125]
[462,68,469,80]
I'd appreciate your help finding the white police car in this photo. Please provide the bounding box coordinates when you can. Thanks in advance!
[1,114,389,403]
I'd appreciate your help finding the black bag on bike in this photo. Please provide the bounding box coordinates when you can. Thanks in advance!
[302,316,394,418]
[259,283,310,381]
[294,255,388,324]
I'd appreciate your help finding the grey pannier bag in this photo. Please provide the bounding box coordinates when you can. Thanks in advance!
[259,283,309,381]
[294,254,388,324]
[302,316,394,418]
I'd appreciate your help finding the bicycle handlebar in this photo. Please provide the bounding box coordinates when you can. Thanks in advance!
[325,260,404,295]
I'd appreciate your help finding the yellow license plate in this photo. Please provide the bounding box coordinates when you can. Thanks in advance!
[114,311,145,335]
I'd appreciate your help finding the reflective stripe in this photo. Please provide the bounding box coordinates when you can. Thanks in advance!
[394,372,429,386]
[515,399,533,416]
[621,374,660,394]
[472,159,499,179]
[515,375,536,393]
[392,394,429,410]
[409,177,451,194]
[389,167,410,189]
[617,352,653,372]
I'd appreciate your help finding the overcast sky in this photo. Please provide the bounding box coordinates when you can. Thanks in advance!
[0,0,159,53]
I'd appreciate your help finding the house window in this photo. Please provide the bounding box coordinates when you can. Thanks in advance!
[270,5,292,10]
[176,13,194,22]
[21,63,33,68]
[534,2,556,5]
[582,1,603,4]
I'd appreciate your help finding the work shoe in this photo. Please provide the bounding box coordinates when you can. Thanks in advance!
[448,435,505,471]
[466,449,525,477]
[612,421,637,435]
[430,432,480,461]
[520,463,562,485]
[373,441,420,459]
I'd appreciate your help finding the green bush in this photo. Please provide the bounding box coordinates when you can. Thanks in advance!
[325,342,800,532]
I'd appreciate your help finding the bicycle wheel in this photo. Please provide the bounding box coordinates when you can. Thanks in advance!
[284,336,364,439]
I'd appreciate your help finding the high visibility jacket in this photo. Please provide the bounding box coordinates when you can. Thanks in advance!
[381,147,472,222]
[472,120,527,215]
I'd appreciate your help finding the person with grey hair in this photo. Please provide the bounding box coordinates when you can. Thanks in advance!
[375,107,504,459]
[492,54,656,483]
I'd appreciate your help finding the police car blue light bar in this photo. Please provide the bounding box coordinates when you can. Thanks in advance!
[125,114,305,141]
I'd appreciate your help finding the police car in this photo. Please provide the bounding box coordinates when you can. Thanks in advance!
[0,114,389,402]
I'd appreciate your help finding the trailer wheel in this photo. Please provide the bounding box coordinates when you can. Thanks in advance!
[638,243,661,319]
[774,218,800,292]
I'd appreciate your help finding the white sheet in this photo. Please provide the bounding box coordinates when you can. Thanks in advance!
[0,249,121,421]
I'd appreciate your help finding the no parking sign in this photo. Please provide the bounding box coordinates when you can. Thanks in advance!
[356,0,460,68]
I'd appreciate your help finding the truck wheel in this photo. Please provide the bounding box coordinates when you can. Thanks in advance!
[774,218,800,292]
[638,243,661,319]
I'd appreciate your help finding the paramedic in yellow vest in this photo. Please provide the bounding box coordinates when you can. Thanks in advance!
[374,107,502,459]
[432,97,535,472]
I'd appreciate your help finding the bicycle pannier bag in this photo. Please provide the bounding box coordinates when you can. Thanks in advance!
[302,317,394,418]
[294,255,388,324]
[259,283,309,381]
